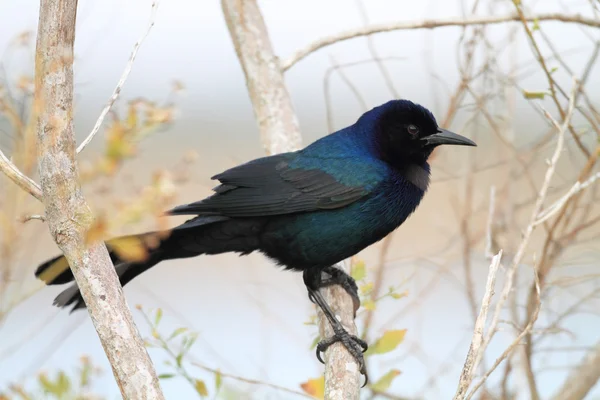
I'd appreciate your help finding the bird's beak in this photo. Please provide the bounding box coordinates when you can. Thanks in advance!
[422,129,477,147]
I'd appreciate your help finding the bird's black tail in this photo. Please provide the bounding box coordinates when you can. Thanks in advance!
[34,215,264,312]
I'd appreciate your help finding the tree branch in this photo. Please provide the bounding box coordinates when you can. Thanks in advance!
[221,1,360,398]
[281,13,600,71]
[551,339,600,400]
[33,0,164,398]
[0,150,43,201]
[453,250,503,400]
[76,0,158,154]
[221,0,302,156]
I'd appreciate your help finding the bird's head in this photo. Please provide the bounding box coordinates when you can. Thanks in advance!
[361,99,476,166]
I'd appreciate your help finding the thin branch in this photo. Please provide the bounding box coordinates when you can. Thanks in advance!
[76,1,158,154]
[0,150,42,200]
[33,0,164,398]
[192,362,313,399]
[453,250,503,400]
[550,340,600,400]
[281,13,600,71]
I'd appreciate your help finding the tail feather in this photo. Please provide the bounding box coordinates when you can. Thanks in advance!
[35,216,266,311]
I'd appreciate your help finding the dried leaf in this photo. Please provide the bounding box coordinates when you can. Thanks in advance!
[300,376,324,399]
[85,217,107,244]
[194,379,208,397]
[367,329,407,355]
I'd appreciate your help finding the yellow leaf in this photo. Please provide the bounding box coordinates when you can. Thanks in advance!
[367,330,407,355]
[300,376,324,399]
[194,379,208,397]
[360,282,373,295]
[108,236,148,263]
[390,290,408,300]
[363,299,376,311]
[350,259,366,281]
[370,369,401,392]
[126,102,138,129]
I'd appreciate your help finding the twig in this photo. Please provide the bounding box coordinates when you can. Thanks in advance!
[453,250,503,400]
[76,1,158,154]
[19,213,45,222]
[550,339,600,400]
[192,362,313,399]
[281,13,600,71]
[0,150,42,201]
[465,270,541,400]
[34,0,164,398]
[484,186,496,259]
[534,171,600,226]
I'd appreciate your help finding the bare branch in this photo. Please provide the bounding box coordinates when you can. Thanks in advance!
[76,1,158,154]
[281,13,600,71]
[221,1,360,398]
[551,339,600,400]
[0,150,42,200]
[221,0,302,156]
[34,0,164,398]
[453,250,503,400]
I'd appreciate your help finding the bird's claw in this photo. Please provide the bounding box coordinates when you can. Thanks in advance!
[315,332,369,387]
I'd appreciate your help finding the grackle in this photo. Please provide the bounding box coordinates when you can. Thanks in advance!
[34,99,476,384]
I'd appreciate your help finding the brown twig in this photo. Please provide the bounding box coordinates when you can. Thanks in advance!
[0,150,42,200]
[281,13,600,71]
[76,1,159,154]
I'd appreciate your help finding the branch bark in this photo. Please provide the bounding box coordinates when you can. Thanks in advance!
[33,0,164,398]
[281,13,600,71]
[221,0,302,156]
[221,1,360,398]
[0,150,43,201]
[551,340,600,400]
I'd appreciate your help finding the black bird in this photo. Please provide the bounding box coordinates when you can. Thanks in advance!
[35,99,475,383]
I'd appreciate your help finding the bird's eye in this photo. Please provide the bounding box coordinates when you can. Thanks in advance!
[407,124,420,136]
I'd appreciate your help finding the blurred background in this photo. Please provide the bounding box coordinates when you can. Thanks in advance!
[1,0,600,399]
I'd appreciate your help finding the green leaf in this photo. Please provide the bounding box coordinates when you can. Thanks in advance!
[176,353,184,367]
[154,308,163,326]
[350,260,366,281]
[366,329,407,355]
[194,379,209,397]
[55,371,71,395]
[158,373,176,380]
[215,370,223,391]
[168,327,188,341]
[532,18,540,31]
[370,369,401,392]
[523,90,546,100]
[310,335,320,350]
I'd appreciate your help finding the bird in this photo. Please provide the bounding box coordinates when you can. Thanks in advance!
[34,99,476,384]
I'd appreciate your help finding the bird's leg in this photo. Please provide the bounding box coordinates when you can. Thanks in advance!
[318,265,361,316]
[303,267,369,386]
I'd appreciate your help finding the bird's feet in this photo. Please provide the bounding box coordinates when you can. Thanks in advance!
[303,266,369,386]
[307,265,361,316]
[316,328,369,385]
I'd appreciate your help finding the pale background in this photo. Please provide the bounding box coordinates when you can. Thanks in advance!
[1,0,599,399]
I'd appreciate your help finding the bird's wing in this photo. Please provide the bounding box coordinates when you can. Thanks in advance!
[168,153,382,217]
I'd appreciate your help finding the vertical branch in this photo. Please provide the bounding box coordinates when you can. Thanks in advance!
[221,0,301,156]
[221,1,360,399]
[34,0,164,398]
